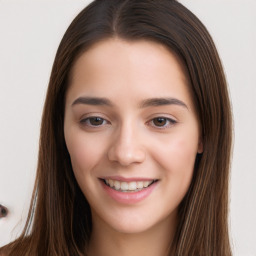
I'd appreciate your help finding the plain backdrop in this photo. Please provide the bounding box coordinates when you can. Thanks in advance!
[0,1,255,255]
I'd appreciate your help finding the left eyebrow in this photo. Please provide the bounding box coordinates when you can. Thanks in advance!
[139,97,188,109]
[72,97,113,107]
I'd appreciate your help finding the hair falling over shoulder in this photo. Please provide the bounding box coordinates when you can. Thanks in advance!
[1,0,233,255]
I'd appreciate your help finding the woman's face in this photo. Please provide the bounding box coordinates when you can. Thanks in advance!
[64,39,203,234]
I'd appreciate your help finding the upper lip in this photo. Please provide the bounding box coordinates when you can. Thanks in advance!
[99,176,158,182]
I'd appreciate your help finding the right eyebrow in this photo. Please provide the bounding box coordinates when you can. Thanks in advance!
[72,97,113,107]
[139,97,188,109]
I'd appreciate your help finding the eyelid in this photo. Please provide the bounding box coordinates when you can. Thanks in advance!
[147,116,177,129]
[79,114,110,127]
[79,112,109,121]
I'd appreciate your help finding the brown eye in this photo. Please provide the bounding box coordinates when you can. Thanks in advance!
[89,117,104,126]
[150,117,177,129]
[81,117,107,126]
[153,117,168,127]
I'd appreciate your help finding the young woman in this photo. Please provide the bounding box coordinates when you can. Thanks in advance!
[0,0,233,255]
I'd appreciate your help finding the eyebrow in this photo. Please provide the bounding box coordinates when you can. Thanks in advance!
[139,97,188,109]
[72,97,113,107]
[72,96,188,109]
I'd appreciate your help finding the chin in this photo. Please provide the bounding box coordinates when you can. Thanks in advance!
[101,209,173,235]
[110,219,155,234]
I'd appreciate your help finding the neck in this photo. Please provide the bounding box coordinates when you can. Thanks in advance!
[87,212,177,256]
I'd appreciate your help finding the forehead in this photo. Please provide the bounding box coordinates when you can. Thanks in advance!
[66,38,193,109]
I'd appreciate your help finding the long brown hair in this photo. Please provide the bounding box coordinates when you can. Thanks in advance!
[1,0,232,255]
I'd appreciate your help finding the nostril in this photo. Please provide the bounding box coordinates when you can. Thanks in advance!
[0,204,8,218]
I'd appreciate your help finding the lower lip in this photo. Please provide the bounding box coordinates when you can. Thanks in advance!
[100,180,158,204]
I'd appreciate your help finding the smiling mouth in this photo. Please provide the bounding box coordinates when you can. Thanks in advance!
[101,178,158,193]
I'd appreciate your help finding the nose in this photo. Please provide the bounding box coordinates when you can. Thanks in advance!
[107,125,146,166]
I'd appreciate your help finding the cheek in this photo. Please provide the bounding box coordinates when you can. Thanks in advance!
[153,130,198,167]
[156,138,198,213]
[153,135,198,189]
[170,139,197,191]
[170,138,198,165]
[65,129,105,178]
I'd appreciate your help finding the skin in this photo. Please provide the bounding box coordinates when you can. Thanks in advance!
[64,38,203,256]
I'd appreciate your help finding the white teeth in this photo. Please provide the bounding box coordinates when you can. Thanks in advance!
[109,179,114,187]
[128,182,137,191]
[104,179,156,191]
[137,181,144,189]
[114,180,121,190]
[143,181,150,187]
[121,182,129,190]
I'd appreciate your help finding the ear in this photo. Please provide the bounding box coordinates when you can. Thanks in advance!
[197,137,203,154]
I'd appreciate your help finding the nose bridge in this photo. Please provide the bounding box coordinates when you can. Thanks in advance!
[107,120,146,166]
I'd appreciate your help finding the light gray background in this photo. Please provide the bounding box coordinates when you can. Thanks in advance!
[0,1,255,255]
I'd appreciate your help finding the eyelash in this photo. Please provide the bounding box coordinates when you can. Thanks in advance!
[80,116,109,127]
[147,117,177,129]
[80,116,177,129]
